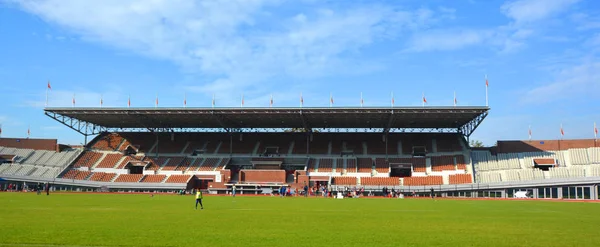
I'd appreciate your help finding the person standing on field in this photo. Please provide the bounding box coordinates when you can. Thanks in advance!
[232,184,236,198]
[195,189,204,210]
[430,187,434,199]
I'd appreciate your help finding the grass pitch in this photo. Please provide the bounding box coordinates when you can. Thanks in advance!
[0,193,598,247]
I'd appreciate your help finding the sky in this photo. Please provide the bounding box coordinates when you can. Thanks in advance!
[0,0,598,146]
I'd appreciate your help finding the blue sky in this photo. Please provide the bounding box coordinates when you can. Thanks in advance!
[0,0,598,145]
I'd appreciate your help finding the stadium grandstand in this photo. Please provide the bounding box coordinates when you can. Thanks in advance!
[0,106,598,200]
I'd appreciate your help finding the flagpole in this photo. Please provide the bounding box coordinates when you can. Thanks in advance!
[528,125,531,141]
[212,94,215,108]
[391,91,394,107]
[241,94,244,108]
[485,75,489,107]
[45,87,48,108]
[300,92,303,108]
[184,92,187,108]
[454,91,456,107]
[100,94,103,108]
[360,92,363,107]
[329,93,332,107]
[422,92,425,107]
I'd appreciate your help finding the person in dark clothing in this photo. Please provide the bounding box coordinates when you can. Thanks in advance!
[195,190,203,210]
[45,183,50,196]
[37,183,42,195]
[430,188,434,199]
[303,183,308,197]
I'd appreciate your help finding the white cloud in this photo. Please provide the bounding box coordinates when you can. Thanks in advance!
[10,0,447,100]
[571,13,600,31]
[501,0,579,24]
[404,29,491,52]
[521,60,600,104]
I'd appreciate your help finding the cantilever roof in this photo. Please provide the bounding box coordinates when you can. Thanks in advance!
[44,107,489,134]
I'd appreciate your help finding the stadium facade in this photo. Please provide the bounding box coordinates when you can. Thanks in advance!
[0,106,598,200]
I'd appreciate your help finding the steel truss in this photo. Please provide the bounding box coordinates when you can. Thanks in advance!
[459,111,488,138]
[44,107,489,139]
[44,111,107,136]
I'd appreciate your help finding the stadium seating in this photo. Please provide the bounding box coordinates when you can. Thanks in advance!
[73,151,103,168]
[374,158,389,173]
[88,172,117,182]
[403,176,443,186]
[91,133,125,151]
[357,158,372,173]
[361,177,399,186]
[449,174,472,184]
[114,174,144,183]
[165,175,192,183]
[96,154,124,168]
[333,176,357,185]
[74,170,92,180]
[345,158,357,173]
[431,156,455,172]
[161,157,184,171]
[140,174,166,183]
[318,158,333,172]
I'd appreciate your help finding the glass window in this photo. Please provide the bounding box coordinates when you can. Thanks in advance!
[577,187,583,199]
[562,187,569,199]
[584,187,591,200]
[569,187,576,199]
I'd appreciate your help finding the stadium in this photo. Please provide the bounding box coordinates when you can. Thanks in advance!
[3,1,600,245]
[2,106,600,247]
[1,105,598,199]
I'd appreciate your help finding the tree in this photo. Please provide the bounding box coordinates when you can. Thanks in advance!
[284,128,319,133]
[470,139,484,148]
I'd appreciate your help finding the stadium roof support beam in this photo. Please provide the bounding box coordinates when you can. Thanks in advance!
[459,110,488,138]
[383,110,395,134]
[129,112,167,133]
[44,111,106,136]
[298,111,311,132]
[211,111,231,132]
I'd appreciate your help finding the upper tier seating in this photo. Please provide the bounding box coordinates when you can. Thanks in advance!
[431,156,455,171]
[374,158,389,173]
[91,133,124,151]
[318,158,333,172]
[73,151,103,168]
[357,158,373,173]
[388,158,426,172]
[96,154,124,168]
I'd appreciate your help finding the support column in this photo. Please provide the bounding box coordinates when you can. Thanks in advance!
[384,133,388,161]
[229,133,233,155]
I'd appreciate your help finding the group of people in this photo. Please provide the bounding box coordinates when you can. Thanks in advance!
[3,182,50,195]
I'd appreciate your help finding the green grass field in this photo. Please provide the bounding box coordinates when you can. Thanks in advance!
[0,193,598,247]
